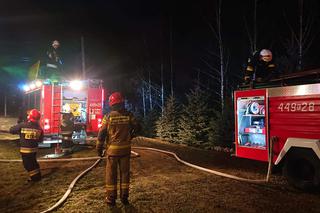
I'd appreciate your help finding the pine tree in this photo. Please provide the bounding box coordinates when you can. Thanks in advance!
[208,111,223,148]
[156,95,180,143]
[142,109,159,137]
[208,98,234,148]
[177,87,211,147]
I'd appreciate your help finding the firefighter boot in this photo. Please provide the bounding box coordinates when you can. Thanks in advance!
[105,196,116,207]
[121,198,130,206]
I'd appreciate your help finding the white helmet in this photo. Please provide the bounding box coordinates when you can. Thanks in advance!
[260,49,272,62]
[52,40,60,48]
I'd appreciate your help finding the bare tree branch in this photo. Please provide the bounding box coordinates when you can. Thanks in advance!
[207,50,221,59]
[193,67,221,82]
[283,11,299,43]
[200,57,220,73]
[243,15,254,53]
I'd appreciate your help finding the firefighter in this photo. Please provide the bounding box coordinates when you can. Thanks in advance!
[244,49,276,84]
[47,40,62,66]
[9,109,44,182]
[60,112,74,153]
[44,40,62,81]
[96,92,141,207]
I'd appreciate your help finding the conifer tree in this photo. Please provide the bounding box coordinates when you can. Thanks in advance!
[177,87,211,147]
[142,109,159,137]
[156,95,180,143]
[208,98,234,148]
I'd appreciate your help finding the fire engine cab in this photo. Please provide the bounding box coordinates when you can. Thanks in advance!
[22,79,106,146]
[234,70,320,190]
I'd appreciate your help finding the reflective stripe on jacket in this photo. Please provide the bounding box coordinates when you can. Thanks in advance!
[10,121,44,150]
[20,147,38,153]
[97,109,140,156]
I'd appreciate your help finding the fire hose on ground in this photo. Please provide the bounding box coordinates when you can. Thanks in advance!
[38,150,140,213]
[0,142,274,212]
[39,153,105,213]
[0,149,139,212]
[132,146,270,183]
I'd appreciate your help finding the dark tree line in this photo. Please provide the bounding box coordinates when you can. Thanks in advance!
[130,0,319,148]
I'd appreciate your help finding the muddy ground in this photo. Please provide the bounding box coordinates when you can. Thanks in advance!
[0,117,319,212]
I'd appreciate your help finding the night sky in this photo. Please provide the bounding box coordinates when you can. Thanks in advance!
[0,0,320,113]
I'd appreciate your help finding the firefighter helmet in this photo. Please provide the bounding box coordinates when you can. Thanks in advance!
[52,40,60,48]
[260,49,273,62]
[27,109,41,122]
[109,92,124,106]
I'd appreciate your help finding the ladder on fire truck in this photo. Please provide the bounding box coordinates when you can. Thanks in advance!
[51,83,63,154]
[52,83,62,133]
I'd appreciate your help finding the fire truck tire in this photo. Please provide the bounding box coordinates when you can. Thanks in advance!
[283,148,320,191]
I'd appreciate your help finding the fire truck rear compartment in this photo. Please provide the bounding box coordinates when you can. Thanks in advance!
[23,80,105,148]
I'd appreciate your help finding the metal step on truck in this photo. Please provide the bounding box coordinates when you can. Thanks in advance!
[234,69,320,191]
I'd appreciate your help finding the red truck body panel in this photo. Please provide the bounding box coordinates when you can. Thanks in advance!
[235,83,320,163]
[87,87,105,133]
[268,90,320,163]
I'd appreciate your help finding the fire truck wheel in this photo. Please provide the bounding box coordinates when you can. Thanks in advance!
[283,148,320,191]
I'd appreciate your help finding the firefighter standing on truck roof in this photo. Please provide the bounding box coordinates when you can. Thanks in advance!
[9,109,43,182]
[96,92,141,207]
[244,49,277,84]
[43,40,62,81]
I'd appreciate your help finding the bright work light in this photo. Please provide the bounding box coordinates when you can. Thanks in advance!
[30,83,36,90]
[35,80,42,87]
[23,85,30,92]
[70,80,83,90]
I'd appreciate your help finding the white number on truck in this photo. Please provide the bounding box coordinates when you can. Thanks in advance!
[277,102,315,112]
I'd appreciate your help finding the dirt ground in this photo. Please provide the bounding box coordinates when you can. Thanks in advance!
[0,137,319,213]
[0,117,319,213]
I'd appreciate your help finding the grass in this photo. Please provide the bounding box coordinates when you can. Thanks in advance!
[0,140,20,159]
[0,137,320,212]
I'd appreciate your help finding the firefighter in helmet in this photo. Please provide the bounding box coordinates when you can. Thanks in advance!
[9,109,44,182]
[44,40,62,81]
[96,92,141,207]
[47,40,61,65]
[244,49,277,84]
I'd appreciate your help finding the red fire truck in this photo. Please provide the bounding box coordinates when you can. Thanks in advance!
[22,79,106,145]
[234,71,320,190]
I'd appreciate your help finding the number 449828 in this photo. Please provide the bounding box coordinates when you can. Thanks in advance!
[277,102,315,112]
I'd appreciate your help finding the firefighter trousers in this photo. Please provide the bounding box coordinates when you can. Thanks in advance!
[105,155,130,204]
[21,153,41,181]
